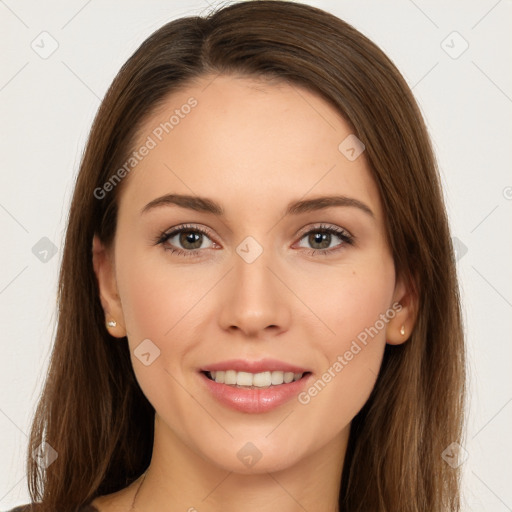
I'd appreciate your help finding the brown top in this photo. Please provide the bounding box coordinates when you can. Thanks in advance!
[6,504,99,512]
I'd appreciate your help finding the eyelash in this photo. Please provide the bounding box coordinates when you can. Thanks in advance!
[154,223,354,258]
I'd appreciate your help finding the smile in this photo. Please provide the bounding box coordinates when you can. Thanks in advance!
[204,370,305,387]
[198,359,313,413]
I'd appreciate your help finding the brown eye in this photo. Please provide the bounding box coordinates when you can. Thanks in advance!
[296,224,354,255]
[177,230,204,250]
[156,224,216,257]
[307,232,333,250]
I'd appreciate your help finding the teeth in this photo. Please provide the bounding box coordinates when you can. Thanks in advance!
[236,371,253,386]
[207,370,304,387]
[225,370,237,385]
[253,371,272,387]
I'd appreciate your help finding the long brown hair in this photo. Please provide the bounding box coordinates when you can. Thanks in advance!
[26,1,465,510]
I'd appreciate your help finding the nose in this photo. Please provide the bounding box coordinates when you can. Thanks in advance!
[217,247,291,338]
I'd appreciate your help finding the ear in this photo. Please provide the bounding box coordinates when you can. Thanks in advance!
[92,234,126,338]
[385,273,419,345]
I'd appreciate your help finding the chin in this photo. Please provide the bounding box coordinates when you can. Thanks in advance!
[193,431,309,475]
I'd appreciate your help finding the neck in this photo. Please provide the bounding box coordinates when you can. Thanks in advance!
[133,414,348,512]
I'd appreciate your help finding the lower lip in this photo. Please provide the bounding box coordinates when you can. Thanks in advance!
[199,371,312,414]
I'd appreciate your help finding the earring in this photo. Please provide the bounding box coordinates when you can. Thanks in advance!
[400,325,406,336]
[106,319,117,328]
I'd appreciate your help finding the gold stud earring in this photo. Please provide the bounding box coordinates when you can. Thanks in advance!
[106,319,117,328]
[400,325,406,336]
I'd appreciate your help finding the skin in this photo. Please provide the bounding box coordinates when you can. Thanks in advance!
[91,74,417,512]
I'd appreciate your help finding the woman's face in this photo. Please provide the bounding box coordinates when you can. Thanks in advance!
[94,74,410,474]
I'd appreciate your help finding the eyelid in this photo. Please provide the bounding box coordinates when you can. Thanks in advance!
[155,223,216,244]
[155,222,354,256]
[295,222,353,240]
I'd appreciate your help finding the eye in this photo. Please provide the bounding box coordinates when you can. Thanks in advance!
[295,224,354,256]
[154,224,216,257]
[154,223,354,258]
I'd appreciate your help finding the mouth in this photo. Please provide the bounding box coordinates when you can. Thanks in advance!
[201,369,311,389]
[199,364,313,413]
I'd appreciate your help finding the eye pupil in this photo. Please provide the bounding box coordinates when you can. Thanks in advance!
[309,232,330,249]
[180,231,202,249]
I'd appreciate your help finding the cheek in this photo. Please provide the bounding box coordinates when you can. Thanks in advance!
[308,260,395,353]
[114,257,205,415]
[115,249,216,378]
[295,261,395,419]
[115,233,209,335]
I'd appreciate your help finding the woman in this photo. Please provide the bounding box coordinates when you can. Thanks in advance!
[11,1,465,510]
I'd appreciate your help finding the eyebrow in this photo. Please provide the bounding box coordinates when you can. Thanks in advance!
[140,193,374,218]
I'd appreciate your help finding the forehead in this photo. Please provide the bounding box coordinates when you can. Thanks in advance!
[118,74,381,220]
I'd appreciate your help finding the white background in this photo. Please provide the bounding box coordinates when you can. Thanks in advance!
[1,1,511,510]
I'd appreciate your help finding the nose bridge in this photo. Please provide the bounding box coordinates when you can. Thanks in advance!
[218,236,290,335]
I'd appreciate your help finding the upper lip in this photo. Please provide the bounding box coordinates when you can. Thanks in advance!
[200,358,310,374]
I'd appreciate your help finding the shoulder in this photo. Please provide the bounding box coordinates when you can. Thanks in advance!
[6,481,138,512]
[5,504,99,512]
